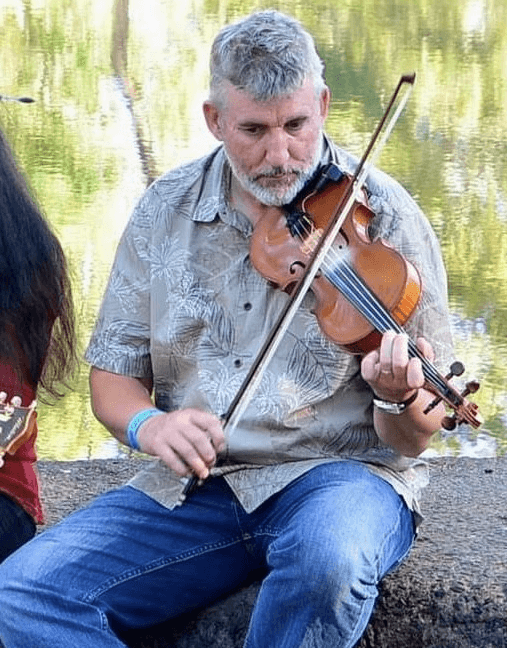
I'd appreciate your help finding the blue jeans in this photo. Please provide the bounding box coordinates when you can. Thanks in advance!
[0,461,415,648]
[0,492,36,563]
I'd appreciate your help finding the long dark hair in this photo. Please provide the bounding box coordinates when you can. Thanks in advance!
[0,127,77,399]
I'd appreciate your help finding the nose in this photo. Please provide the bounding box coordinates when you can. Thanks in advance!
[264,128,291,167]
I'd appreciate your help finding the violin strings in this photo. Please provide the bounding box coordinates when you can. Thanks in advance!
[323,255,452,397]
[293,214,452,398]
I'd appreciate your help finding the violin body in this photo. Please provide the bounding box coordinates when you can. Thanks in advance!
[250,172,421,354]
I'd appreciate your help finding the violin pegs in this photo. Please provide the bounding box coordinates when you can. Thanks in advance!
[441,414,457,431]
[423,362,481,431]
[429,362,466,414]
[423,396,441,415]
[445,361,465,380]
[462,381,480,397]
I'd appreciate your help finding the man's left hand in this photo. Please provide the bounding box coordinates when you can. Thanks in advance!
[361,330,434,403]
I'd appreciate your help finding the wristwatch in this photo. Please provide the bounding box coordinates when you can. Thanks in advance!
[373,390,419,415]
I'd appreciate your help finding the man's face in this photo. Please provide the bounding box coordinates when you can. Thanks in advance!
[204,78,330,206]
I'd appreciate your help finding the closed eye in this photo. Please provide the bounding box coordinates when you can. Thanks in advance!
[285,118,307,132]
[239,123,266,136]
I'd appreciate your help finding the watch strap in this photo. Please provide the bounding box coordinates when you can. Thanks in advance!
[373,389,419,415]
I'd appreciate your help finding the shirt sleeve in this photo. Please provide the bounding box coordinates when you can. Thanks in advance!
[85,188,158,379]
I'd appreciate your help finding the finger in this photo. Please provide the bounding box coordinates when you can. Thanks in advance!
[166,434,212,479]
[157,444,196,478]
[407,356,425,390]
[378,330,397,375]
[137,408,225,478]
[416,336,435,362]
[391,334,410,378]
[361,349,379,382]
[183,428,218,467]
[189,410,225,453]
[171,414,220,472]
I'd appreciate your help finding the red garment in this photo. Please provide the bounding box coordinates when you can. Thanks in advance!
[0,363,44,524]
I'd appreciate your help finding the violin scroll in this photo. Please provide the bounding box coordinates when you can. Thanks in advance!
[423,361,482,430]
[440,379,481,431]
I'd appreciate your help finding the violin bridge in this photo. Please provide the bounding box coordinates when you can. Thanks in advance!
[300,226,323,256]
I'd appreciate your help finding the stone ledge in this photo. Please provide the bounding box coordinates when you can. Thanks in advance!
[38,456,507,648]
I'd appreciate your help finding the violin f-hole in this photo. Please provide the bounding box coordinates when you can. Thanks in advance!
[289,260,306,276]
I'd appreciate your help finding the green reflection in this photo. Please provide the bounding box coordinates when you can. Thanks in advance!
[1,0,506,459]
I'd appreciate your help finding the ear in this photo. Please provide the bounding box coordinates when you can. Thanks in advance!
[203,101,223,141]
[319,86,331,121]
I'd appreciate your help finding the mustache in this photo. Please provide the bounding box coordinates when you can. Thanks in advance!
[252,167,303,181]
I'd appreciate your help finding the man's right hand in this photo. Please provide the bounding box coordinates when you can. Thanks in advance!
[89,368,225,480]
[136,408,225,480]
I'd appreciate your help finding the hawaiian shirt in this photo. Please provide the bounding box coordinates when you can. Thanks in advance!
[85,137,454,520]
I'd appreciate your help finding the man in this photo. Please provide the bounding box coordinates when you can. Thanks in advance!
[0,10,453,648]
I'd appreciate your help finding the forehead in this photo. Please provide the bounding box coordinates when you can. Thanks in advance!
[220,78,319,124]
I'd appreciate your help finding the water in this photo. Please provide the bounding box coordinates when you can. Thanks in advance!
[1,0,506,460]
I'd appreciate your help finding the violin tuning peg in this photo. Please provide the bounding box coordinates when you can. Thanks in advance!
[441,415,457,431]
[446,361,465,380]
[423,394,442,415]
[462,381,480,397]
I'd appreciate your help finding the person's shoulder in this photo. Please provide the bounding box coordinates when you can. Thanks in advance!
[329,141,429,238]
[127,147,224,229]
[150,147,223,207]
[330,144,412,207]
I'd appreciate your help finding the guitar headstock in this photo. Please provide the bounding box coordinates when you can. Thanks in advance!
[0,391,37,461]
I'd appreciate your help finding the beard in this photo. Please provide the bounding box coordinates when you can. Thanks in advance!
[224,137,323,207]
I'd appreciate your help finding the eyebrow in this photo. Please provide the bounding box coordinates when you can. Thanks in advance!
[237,115,309,129]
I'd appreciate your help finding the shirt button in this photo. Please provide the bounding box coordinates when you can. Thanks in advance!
[234,359,242,368]
[243,302,252,311]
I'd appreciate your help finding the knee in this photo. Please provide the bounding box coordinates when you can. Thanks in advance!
[271,528,377,603]
[0,535,59,599]
[0,550,32,619]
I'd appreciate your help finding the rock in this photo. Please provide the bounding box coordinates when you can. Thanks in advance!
[37,456,507,647]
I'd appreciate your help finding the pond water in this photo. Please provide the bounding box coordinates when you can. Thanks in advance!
[1,0,506,460]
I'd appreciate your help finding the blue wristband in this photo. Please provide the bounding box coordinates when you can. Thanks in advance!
[126,408,163,450]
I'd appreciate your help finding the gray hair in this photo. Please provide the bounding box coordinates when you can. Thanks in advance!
[209,10,326,105]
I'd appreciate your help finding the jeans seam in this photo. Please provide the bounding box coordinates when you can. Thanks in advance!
[82,536,245,603]
[376,498,415,576]
[345,497,413,647]
[233,498,281,554]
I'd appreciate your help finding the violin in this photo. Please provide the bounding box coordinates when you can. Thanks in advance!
[250,163,481,431]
